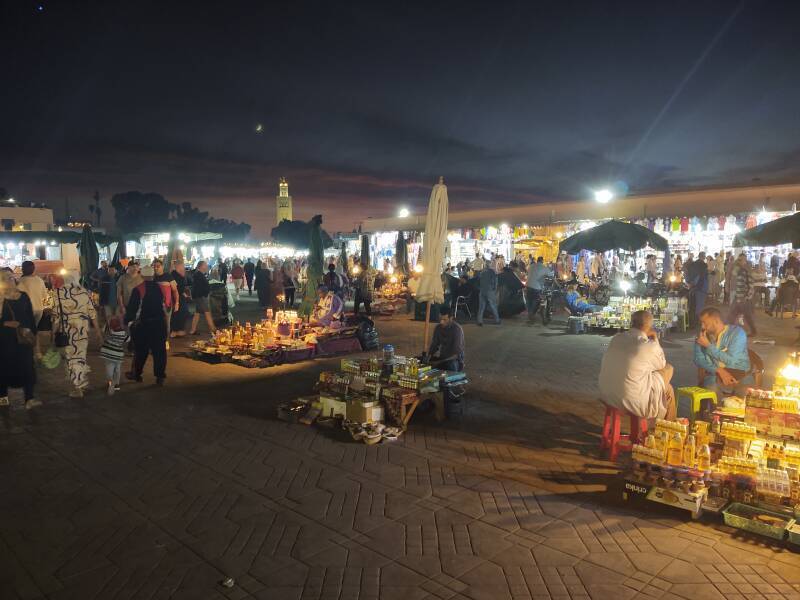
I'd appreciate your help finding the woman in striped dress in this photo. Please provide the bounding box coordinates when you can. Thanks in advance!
[53,273,103,398]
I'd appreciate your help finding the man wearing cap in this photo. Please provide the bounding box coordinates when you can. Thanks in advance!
[124,265,168,385]
[312,285,343,327]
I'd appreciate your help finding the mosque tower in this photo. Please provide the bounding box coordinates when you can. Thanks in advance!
[276,177,293,224]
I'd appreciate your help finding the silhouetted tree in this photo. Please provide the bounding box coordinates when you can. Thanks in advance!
[271,218,333,249]
[111,191,174,232]
[111,191,251,238]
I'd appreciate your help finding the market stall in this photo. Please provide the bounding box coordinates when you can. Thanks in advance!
[372,276,408,315]
[189,311,374,368]
[582,295,688,335]
[278,348,468,443]
[621,351,800,542]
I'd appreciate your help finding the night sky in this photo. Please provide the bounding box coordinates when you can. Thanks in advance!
[3,1,800,236]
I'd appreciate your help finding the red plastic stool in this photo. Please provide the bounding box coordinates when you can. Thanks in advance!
[600,404,649,461]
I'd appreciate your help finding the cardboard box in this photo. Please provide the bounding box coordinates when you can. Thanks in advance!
[745,406,772,434]
[347,400,384,423]
[319,394,347,418]
[785,413,800,440]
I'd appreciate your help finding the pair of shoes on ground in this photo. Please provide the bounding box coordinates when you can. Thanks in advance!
[106,381,122,396]
[125,372,163,386]
[0,396,41,409]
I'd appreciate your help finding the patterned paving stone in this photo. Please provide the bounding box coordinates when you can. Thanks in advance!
[5,310,800,598]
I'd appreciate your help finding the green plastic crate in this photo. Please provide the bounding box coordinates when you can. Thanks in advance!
[722,503,794,541]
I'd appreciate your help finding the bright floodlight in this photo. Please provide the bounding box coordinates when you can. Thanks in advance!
[7,197,15,203]
[620,280,631,292]
[594,189,613,204]
[413,264,424,273]
[398,207,410,218]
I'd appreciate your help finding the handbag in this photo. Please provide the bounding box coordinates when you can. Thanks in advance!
[38,308,53,332]
[54,289,70,348]
[5,301,36,346]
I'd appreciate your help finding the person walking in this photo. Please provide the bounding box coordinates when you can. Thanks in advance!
[117,263,143,311]
[0,270,39,409]
[354,263,376,316]
[218,258,229,288]
[98,263,119,324]
[153,259,178,341]
[477,263,501,326]
[728,254,757,336]
[16,260,48,357]
[686,251,709,325]
[169,261,190,337]
[254,259,273,310]
[526,256,552,324]
[125,265,168,385]
[53,273,103,398]
[282,262,297,308]
[244,258,255,296]
[189,261,216,335]
[231,260,245,298]
[100,315,129,395]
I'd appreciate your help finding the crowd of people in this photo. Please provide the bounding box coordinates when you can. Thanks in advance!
[0,256,227,407]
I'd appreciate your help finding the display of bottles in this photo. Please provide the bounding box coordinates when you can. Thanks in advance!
[644,434,656,449]
[756,467,791,497]
[697,444,711,471]
[667,432,684,466]
[773,396,799,414]
[717,456,758,475]
[656,419,688,436]
[720,421,757,441]
[632,444,664,464]
[683,434,696,468]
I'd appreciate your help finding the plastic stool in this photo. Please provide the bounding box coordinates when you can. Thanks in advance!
[677,386,717,421]
[600,404,649,461]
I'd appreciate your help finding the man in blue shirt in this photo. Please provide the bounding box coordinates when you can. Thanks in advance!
[477,264,500,326]
[694,307,750,391]
[564,285,601,314]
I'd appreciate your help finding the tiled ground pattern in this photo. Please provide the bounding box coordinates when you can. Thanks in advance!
[2,299,800,599]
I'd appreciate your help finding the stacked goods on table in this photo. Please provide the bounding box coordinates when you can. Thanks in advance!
[278,346,467,444]
[189,310,363,368]
[586,296,685,333]
[623,352,800,542]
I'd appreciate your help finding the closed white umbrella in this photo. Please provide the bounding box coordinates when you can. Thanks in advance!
[416,177,449,352]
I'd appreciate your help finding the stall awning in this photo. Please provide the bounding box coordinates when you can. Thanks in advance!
[559,220,669,253]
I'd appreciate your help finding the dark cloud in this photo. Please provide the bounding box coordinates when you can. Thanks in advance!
[2,1,800,236]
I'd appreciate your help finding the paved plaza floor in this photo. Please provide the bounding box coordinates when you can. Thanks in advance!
[3,295,800,599]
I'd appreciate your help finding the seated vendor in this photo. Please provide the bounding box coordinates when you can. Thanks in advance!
[599,310,676,420]
[694,307,750,391]
[312,285,343,326]
[766,269,798,316]
[427,306,464,372]
[564,284,601,314]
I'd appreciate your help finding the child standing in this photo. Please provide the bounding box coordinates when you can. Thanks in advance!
[100,316,129,396]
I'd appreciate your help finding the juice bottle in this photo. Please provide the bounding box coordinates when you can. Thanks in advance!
[697,444,711,471]
[667,432,683,467]
[656,430,669,460]
[683,434,696,468]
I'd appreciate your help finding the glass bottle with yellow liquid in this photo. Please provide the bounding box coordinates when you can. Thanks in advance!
[667,432,683,467]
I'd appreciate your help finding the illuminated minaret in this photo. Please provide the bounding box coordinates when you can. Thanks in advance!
[276,177,293,224]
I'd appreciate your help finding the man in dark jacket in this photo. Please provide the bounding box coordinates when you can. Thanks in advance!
[477,264,501,326]
[189,261,216,335]
[244,259,255,295]
[124,265,168,384]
